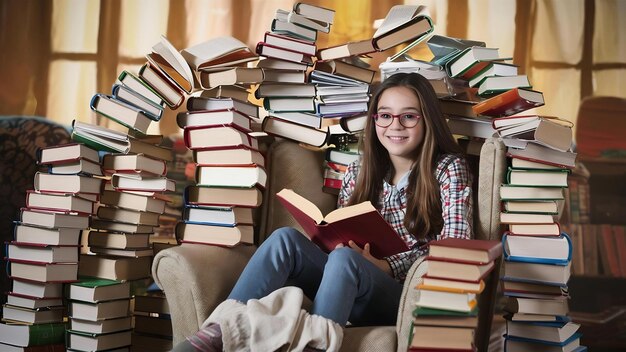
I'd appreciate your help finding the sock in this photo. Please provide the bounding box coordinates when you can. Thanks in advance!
[187,323,223,352]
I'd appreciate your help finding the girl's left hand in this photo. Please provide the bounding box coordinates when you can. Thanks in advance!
[346,240,393,276]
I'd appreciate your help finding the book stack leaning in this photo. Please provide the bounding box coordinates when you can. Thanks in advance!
[408,238,502,352]
[68,35,181,351]
[0,143,101,351]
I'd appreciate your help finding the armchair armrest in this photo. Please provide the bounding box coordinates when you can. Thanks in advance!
[395,257,427,352]
[152,244,256,344]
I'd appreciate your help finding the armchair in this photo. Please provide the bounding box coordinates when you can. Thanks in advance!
[152,137,506,352]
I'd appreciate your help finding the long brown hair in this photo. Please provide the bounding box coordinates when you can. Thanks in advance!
[348,72,463,239]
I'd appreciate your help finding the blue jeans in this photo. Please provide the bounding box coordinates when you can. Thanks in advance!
[228,227,403,326]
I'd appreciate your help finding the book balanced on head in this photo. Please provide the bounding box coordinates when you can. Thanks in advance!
[276,189,410,258]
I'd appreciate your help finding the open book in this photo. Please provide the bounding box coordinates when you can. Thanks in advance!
[276,189,410,258]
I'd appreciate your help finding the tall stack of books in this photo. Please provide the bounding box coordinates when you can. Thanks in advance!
[408,238,502,352]
[496,122,585,351]
[419,32,586,351]
[174,35,264,247]
[71,34,191,351]
[66,278,133,351]
[0,143,101,351]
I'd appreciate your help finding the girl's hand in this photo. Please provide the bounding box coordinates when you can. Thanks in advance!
[346,240,393,276]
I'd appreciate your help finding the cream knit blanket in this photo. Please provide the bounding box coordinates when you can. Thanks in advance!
[203,286,343,352]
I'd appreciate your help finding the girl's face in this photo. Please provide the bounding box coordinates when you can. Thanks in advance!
[374,86,426,164]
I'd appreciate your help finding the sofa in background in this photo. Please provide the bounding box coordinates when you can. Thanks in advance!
[0,116,72,304]
[153,137,507,352]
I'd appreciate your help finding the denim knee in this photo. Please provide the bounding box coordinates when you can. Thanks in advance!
[261,227,309,251]
[326,247,361,274]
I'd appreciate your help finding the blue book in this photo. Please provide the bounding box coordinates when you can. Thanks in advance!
[504,331,582,347]
[503,232,572,266]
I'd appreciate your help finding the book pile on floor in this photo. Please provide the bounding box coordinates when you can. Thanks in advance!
[498,124,586,350]
[66,278,132,351]
[67,33,188,351]
[0,143,100,350]
[408,238,502,352]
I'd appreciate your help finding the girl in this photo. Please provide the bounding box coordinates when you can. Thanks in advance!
[176,72,473,351]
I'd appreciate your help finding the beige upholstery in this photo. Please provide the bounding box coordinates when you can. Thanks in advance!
[152,137,506,352]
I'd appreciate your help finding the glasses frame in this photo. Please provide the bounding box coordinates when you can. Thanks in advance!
[372,112,422,128]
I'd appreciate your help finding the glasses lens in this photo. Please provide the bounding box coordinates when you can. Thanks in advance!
[374,113,393,127]
[400,114,420,127]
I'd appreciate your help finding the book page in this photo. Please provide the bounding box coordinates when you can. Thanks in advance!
[181,36,247,65]
[276,189,324,223]
[152,35,194,90]
[373,5,425,38]
[324,201,375,223]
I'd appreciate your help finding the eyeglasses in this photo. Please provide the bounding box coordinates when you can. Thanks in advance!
[372,113,422,128]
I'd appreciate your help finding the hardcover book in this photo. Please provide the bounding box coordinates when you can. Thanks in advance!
[427,238,502,264]
[276,188,410,257]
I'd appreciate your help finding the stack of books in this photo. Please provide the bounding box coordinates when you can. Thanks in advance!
[424,39,591,350]
[0,142,101,351]
[73,91,172,285]
[130,293,172,351]
[321,135,361,195]
[66,278,133,351]
[409,238,502,352]
[498,126,586,350]
[174,36,264,247]
[259,3,335,148]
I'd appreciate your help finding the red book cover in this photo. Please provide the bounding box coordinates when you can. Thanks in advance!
[427,238,503,265]
[276,189,409,258]
[472,88,545,117]
[323,177,342,189]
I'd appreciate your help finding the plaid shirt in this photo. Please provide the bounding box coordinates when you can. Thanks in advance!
[337,154,473,282]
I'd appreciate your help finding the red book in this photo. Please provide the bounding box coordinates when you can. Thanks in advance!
[276,188,410,258]
[428,238,503,265]
[472,88,545,117]
[323,177,342,189]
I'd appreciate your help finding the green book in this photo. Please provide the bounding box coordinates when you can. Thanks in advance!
[412,305,478,317]
[0,322,66,347]
[507,167,570,188]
